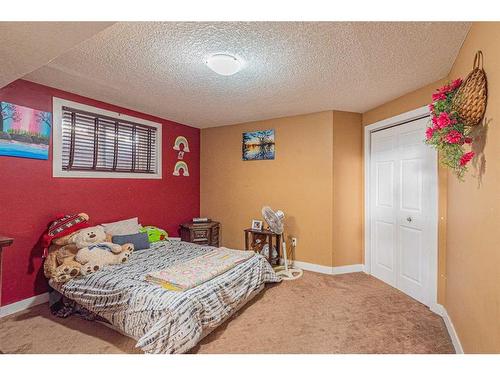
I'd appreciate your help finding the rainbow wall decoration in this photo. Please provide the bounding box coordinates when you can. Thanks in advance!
[173,161,189,176]
[173,136,190,152]
[172,135,190,176]
[0,101,51,160]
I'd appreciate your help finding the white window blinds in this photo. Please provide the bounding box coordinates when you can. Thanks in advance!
[61,106,158,174]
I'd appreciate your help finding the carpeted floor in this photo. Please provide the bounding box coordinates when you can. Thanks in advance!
[0,272,454,354]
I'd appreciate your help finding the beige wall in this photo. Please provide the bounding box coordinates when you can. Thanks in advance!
[332,111,364,266]
[444,22,500,353]
[201,111,363,268]
[363,22,500,353]
[362,79,448,126]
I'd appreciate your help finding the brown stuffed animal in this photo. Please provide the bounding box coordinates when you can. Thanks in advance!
[43,224,118,282]
[43,212,91,282]
[250,233,268,254]
[250,233,278,260]
[43,232,82,283]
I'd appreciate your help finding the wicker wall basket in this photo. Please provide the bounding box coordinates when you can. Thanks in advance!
[452,51,488,127]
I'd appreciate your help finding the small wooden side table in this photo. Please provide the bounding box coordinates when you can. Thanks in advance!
[244,228,281,265]
[179,221,220,247]
[0,236,14,307]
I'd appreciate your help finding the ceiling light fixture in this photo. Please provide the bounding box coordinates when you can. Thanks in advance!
[205,53,242,76]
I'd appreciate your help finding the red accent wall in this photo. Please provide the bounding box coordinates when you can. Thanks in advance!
[0,80,200,305]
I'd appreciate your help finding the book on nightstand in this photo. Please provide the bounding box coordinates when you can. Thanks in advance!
[192,217,210,224]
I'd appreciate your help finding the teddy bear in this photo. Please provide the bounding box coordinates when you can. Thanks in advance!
[44,225,134,282]
[43,212,91,283]
[250,233,277,259]
[250,233,268,253]
[44,233,82,283]
[73,226,134,276]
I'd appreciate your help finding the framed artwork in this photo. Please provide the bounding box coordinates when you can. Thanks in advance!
[0,101,51,160]
[251,219,263,231]
[242,129,275,161]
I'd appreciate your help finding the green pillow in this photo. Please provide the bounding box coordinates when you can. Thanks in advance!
[140,226,168,243]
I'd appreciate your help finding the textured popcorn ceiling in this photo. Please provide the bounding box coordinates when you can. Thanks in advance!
[24,22,470,128]
[0,22,114,89]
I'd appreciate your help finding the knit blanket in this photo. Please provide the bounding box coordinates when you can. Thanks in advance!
[145,247,255,291]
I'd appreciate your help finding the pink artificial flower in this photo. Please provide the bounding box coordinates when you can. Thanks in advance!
[428,103,435,113]
[438,85,451,94]
[450,78,463,90]
[432,79,461,103]
[431,116,438,127]
[459,151,475,166]
[445,130,462,144]
[436,112,456,129]
[425,127,435,140]
[432,92,447,101]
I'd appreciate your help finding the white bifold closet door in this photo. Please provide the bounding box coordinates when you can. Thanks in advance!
[370,117,436,305]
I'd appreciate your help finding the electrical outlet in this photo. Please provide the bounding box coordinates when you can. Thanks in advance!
[291,237,297,247]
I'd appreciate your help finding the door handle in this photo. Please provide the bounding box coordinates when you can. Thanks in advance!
[406,217,412,222]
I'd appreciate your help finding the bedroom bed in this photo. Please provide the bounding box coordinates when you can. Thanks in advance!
[49,240,280,354]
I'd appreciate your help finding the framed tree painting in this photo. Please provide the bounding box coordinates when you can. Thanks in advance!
[0,102,51,160]
[242,129,275,161]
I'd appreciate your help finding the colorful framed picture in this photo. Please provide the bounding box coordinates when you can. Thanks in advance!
[242,129,275,161]
[0,102,51,160]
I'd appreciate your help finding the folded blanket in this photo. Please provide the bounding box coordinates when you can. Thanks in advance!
[145,247,255,291]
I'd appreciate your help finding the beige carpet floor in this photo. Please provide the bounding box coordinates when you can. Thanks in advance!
[0,272,454,354]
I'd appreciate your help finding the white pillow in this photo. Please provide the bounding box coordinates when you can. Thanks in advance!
[101,217,140,236]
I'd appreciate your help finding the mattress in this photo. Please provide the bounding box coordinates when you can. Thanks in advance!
[50,241,280,354]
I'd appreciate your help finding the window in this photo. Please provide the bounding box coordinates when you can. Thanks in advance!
[53,98,162,179]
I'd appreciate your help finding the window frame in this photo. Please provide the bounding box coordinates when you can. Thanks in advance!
[52,97,162,179]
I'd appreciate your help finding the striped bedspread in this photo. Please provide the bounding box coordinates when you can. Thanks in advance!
[50,241,279,354]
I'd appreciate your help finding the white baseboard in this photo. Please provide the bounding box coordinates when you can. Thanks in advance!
[0,292,49,319]
[331,264,365,275]
[287,259,365,276]
[430,303,464,354]
[292,260,333,274]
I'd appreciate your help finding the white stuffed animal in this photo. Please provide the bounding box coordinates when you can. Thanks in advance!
[73,226,134,275]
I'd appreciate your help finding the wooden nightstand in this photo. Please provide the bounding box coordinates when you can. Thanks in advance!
[244,228,281,266]
[0,236,14,308]
[179,221,220,247]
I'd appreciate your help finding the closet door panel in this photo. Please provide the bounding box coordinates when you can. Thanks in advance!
[369,116,436,306]
[396,118,431,304]
[370,127,398,286]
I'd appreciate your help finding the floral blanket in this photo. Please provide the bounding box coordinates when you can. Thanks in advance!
[146,247,255,291]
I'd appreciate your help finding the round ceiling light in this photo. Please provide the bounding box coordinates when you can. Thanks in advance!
[205,53,242,76]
